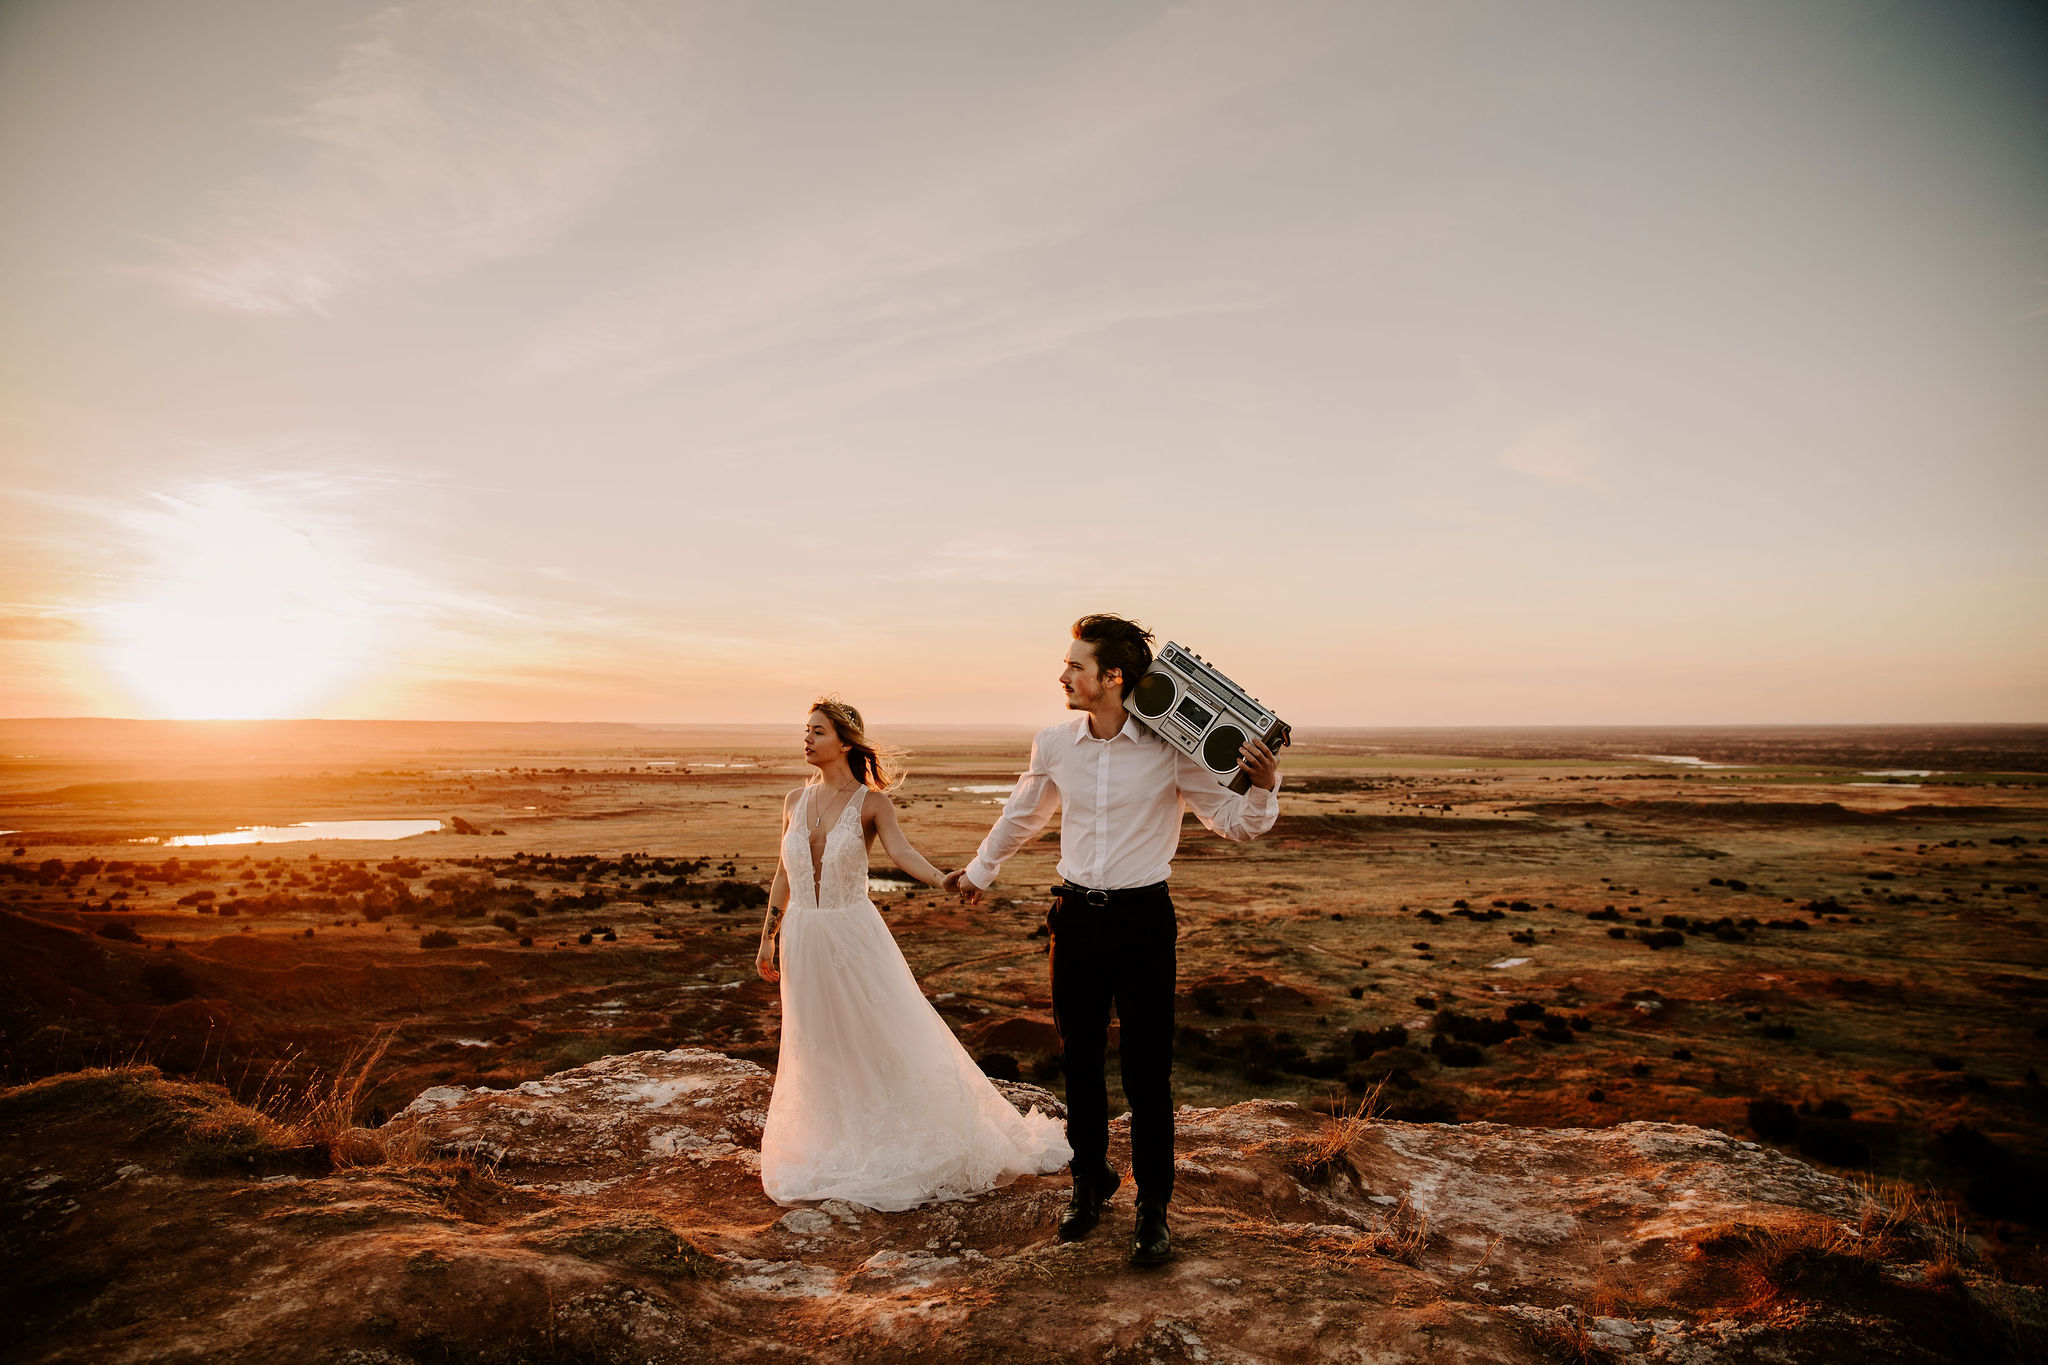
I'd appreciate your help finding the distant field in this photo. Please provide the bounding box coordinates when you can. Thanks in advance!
[2,718,2045,1281]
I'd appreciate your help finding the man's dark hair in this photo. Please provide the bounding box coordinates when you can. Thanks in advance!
[1072,613,1154,701]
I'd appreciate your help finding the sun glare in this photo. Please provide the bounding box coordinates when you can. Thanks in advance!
[97,488,381,719]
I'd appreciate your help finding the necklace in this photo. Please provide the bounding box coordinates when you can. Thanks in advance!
[810,782,858,829]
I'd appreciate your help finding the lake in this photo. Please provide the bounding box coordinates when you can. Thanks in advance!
[146,819,446,847]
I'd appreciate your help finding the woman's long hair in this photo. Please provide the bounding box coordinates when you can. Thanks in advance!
[810,695,902,791]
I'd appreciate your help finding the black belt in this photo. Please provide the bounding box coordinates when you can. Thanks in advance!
[1053,880,1168,908]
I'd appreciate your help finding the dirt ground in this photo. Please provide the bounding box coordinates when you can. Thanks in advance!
[3,718,2044,1279]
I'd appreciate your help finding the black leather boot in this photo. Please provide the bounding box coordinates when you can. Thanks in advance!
[1130,1196,1171,1266]
[1056,1165,1121,1242]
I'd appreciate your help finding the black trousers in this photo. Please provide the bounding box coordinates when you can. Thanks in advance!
[1047,882,1177,1204]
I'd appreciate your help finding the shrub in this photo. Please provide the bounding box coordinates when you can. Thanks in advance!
[1431,1008,1518,1045]
[95,920,141,943]
[1348,1024,1408,1058]
[1383,1092,1458,1123]
[1430,1034,1484,1067]
[709,880,767,913]
[1748,1098,1799,1141]
[418,930,459,949]
[1797,1123,1871,1167]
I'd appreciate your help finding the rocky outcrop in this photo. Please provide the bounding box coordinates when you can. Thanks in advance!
[3,1049,2039,1364]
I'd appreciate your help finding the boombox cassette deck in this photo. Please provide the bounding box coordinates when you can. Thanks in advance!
[1127,641,1291,793]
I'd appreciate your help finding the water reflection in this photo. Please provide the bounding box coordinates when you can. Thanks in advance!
[145,819,445,847]
[1622,754,1744,769]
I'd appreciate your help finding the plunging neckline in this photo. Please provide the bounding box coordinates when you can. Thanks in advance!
[805,781,863,903]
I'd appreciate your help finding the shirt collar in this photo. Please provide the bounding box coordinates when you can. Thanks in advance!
[1070,713,1144,745]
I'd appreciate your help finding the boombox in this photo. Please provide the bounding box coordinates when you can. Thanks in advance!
[1128,641,1291,793]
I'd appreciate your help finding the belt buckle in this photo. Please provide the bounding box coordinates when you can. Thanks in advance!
[1084,888,1110,908]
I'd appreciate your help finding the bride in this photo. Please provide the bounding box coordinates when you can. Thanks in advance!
[754,697,1070,1211]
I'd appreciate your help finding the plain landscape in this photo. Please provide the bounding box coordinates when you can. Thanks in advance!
[3,718,2045,1361]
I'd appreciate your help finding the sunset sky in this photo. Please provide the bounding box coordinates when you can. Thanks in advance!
[2,0,2042,726]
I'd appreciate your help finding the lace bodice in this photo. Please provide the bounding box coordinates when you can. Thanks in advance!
[783,782,870,911]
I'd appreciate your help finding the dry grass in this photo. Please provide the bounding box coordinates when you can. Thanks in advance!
[1217,1081,1432,1269]
[0,1065,300,1172]
[1848,1175,1973,1266]
[1688,1214,1886,1307]
[1522,1307,1620,1365]
[278,1030,403,1168]
[1198,1192,1430,1272]
[1681,1177,1978,1312]
[1676,1197,2047,1364]
[1586,1259,1662,1319]
[233,1028,488,1177]
[0,1030,491,1183]
[1254,1079,1387,1186]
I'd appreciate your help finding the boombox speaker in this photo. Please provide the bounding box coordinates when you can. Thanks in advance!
[1127,641,1291,793]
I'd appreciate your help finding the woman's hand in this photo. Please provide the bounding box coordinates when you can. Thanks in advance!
[755,934,780,984]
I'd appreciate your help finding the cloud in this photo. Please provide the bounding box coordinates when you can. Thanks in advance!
[0,611,84,642]
[522,0,1331,395]
[1500,421,1608,492]
[145,0,693,314]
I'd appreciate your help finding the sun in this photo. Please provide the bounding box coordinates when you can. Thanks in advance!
[98,488,381,719]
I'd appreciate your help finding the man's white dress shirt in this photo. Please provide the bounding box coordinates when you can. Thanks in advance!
[964,714,1280,892]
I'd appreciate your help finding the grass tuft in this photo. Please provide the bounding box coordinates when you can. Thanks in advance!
[1522,1307,1622,1365]
[1258,1079,1388,1186]
[0,1065,302,1172]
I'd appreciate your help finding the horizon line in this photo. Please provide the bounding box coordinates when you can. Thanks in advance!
[3,716,2046,730]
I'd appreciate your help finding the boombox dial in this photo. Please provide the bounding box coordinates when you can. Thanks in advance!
[1127,642,1291,793]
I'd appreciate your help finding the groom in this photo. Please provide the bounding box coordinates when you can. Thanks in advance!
[945,614,1280,1266]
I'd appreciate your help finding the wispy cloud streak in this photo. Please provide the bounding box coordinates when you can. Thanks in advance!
[1500,421,1610,493]
[525,0,1335,397]
[147,0,694,314]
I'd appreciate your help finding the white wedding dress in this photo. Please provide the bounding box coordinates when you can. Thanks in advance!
[759,782,1070,1211]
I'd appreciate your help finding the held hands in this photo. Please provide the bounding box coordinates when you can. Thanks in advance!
[1237,737,1280,790]
[942,868,985,907]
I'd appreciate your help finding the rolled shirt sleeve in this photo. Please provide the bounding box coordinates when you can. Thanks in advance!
[965,736,1061,889]
[1176,752,1280,842]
